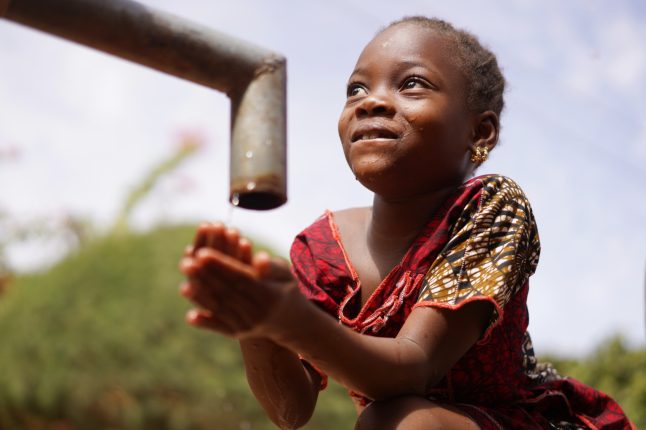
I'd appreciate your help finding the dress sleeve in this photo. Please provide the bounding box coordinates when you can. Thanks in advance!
[415,176,540,337]
[289,215,345,316]
[289,215,342,391]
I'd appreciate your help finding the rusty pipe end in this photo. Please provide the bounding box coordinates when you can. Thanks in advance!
[0,0,12,16]
[230,175,287,210]
[230,54,287,211]
[231,192,286,211]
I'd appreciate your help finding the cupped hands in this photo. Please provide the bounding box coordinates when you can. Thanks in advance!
[179,222,300,340]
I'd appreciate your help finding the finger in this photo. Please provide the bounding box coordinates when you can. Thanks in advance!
[190,273,223,311]
[206,222,226,251]
[239,237,253,264]
[266,257,295,281]
[252,251,271,277]
[193,222,211,251]
[186,309,236,336]
[186,307,253,339]
[182,250,256,300]
[179,279,219,312]
[179,256,199,276]
[196,248,258,283]
[179,281,192,297]
[224,227,240,257]
[184,245,194,257]
[181,253,222,277]
[187,253,273,335]
[253,252,293,280]
[200,297,267,338]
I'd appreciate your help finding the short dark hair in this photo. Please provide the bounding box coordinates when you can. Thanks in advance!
[385,17,506,118]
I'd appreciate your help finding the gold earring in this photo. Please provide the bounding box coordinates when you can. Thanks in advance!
[480,146,489,163]
[469,147,477,163]
[470,146,489,164]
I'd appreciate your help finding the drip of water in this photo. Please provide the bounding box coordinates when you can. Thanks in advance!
[226,204,236,226]
[227,193,240,226]
[231,193,240,206]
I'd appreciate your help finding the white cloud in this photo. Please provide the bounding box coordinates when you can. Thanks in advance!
[603,16,646,92]
[637,124,646,159]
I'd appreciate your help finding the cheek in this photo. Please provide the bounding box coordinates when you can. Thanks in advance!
[415,109,469,150]
[405,110,471,176]
[338,111,353,155]
[338,111,351,141]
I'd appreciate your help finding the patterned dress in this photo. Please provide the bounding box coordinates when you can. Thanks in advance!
[290,175,634,429]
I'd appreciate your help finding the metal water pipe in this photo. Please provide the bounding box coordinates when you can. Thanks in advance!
[0,0,287,210]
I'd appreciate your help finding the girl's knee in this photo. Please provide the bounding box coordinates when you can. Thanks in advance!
[354,395,479,430]
[354,395,433,430]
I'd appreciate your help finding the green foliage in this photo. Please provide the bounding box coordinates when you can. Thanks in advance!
[542,336,646,427]
[0,225,355,429]
[1,220,643,429]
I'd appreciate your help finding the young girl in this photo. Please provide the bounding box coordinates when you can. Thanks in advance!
[179,17,634,429]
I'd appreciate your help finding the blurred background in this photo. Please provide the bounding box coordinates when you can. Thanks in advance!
[0,0,644,428]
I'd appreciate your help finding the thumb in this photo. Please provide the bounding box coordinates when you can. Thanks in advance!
[253,252,293,281]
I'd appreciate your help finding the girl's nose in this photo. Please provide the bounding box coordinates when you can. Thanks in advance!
[355,91,395,117]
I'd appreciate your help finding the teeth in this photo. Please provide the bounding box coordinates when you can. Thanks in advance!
[361,132,389,140]
[354,130,397,141]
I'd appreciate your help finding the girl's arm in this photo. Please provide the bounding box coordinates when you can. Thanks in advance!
[181,243,492,402]
[185,285,321,429]
[180,224,320,429]
[264,283,492,401]
[239,337,320,430]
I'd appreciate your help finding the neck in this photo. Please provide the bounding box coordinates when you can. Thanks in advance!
[367,187,455,254]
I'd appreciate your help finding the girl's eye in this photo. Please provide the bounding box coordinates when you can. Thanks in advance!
[347,84,367,98]
[402,77,430,90]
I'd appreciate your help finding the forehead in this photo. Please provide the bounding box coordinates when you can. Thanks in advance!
[354,23,464,85]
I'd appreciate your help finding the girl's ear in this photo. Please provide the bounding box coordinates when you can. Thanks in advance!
[472,111,499,151]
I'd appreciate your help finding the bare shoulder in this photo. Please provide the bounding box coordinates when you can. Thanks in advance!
[331,207,370,244]
[331,207,370,228]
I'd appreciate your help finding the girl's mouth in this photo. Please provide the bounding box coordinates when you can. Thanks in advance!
[351,127,400,143]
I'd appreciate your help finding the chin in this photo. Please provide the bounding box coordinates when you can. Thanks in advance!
[353,169,404,198]
[350,156,397,176]
[352,164,389,185]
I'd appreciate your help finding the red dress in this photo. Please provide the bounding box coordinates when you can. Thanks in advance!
[290,175,634,429]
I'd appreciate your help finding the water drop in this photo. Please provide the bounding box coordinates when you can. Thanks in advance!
[246,181,256,191]
[226,204,236,226]
[231,193,240,206]
[245,150,254,159]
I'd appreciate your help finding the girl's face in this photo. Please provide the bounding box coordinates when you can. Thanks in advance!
[338,23,477,199]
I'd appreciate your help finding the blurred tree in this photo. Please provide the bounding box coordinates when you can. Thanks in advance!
[0,143,92,284]
[0,224,356,429]
[542,336,645,426]
[111,133,202,236]
[0,134,356,429]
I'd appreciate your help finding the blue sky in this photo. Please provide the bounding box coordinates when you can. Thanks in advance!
[0,0,644,356]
